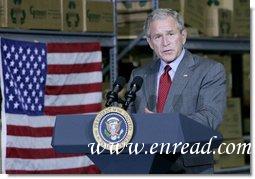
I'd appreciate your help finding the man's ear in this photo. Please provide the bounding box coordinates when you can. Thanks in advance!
[146,37,154,50]
[181,29,187,45]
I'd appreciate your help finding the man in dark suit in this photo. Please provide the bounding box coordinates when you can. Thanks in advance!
[128,8,227,174]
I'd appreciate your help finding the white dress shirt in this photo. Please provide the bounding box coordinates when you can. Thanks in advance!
[156,48,185,95]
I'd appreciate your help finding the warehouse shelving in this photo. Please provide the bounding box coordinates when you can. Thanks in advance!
[0,29,115,46]
[0,29,118,86]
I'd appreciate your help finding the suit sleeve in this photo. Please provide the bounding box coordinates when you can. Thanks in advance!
[187,63,227,130]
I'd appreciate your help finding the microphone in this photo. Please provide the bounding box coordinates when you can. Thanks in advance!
[105,76,126,107]
[123,76,143,110]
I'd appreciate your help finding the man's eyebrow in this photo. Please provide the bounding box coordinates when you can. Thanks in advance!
[166,30,175,33]
[151,33,162,37]
[154,33,162,36]
[154,30,175,35]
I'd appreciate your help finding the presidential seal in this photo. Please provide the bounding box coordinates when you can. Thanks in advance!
[93,107,134,151]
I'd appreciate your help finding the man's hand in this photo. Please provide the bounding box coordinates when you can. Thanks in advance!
[144,107,154,113]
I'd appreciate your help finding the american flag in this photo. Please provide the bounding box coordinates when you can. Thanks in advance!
[0,38,102,174]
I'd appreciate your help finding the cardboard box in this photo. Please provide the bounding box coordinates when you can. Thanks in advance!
[205,7,232,37]
[62,0,113,32]
[117,11,149,36]
[0,0,5,27]
[159,0,182,12]
[26,0,61,30]
[221,0,234,10]
[219,98,242,139]
[118,12,148,24]
[131,52,153,67]
[204,0,234,37]
[211,0,234,10]
[181,0,249,37]
[205,55,232,97]
[0,0,28,28]
[117,1,152,13]
[216,0,250,37]
[0,0,61,30]
[214,138,246,169]
[242,54,250,107]
[180,0,207,34]
[118,21,144,37]
[186,27,199,37]
[232,0,250,37]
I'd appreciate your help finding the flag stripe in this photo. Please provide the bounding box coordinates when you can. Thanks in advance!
[46,71,102,86]
[44,92,102,106]
[6,148,84,159]
[5,156,96,171]
[47,43,101,53]
[46,83,102,95]
[7,136,52,148]
[6,165,101,174]
[7,125,53,137]
[47,63,102,74]
[5,114,55,128]
[44,103,102,115]
[47,52,101,65]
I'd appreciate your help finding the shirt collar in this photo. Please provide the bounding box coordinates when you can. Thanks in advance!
[159,48,185,73]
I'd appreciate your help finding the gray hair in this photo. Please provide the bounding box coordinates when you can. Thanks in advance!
[144,8,185,38]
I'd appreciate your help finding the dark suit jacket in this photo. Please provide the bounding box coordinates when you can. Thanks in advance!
[128,50,227,173]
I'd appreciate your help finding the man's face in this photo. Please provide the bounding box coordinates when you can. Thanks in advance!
[147,16,187,63]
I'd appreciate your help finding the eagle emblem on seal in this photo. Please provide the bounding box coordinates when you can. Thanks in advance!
[104,117,124,141]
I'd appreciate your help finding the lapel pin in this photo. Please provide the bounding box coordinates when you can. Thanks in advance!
[183,74,188,77]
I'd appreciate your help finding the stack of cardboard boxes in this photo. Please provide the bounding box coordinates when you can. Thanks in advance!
[204,0,233,37]
[61,0,113,32]
[232,0,250,37]
[0,0,113,32]
[117,0,249,38]
[162,0,249,37]
[0,0,250,37]
[117,0,184,38]
[117,1,152,37]
[0,0,61,30]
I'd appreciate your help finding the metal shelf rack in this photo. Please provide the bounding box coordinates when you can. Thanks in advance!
[118,36,250,55]
[0,28,115,47]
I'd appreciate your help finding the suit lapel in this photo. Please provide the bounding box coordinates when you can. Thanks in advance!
[144,60,160,112]
[163,51,196,112]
